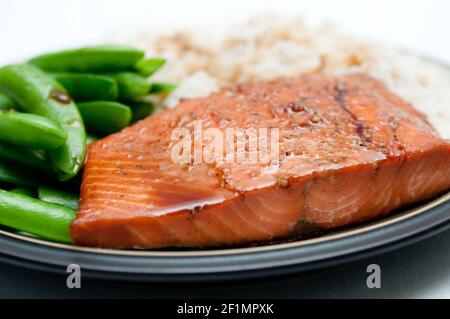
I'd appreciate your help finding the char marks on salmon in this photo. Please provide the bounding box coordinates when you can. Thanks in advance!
[71,74,450,249]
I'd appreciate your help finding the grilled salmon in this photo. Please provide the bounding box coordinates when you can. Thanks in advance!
[71,74,450,249]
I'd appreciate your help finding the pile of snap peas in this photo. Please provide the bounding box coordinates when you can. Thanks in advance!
[0,45,173,243]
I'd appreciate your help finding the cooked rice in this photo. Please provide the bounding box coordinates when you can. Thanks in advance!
[113,15,450,139]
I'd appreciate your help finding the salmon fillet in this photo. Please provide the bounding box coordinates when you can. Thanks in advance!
[71,74,450,249]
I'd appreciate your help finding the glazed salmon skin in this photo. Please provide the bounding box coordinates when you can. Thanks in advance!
[71,74,450,249]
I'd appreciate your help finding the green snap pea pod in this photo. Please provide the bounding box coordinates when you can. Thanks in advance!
[10,187,36,197]
[0,189,75,243]
[77,101,131,136]
[86,133,98,144]
[28,45,144,72]
[0,142,52,172]
[0,161,52,188]
[149,82,177,94]
[130,100,155,122]
[135,58,166,76]
[105,72,151,101]
[16,231,38,238]
[0,92,16,110]
[0,64,86,181]
[38,187,79,210]
[52,73,118,101]
[0,113,67,150]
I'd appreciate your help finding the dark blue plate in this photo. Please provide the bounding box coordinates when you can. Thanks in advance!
[0,192,448,283]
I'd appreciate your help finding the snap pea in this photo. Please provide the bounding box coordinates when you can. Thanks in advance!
[0,92,16,110]
[52,73,118,101]
[0,113,67,150]
[38,187,79,210]
[0,161,52,188]
[130,100,155,122]
[28,45,144,73]
[0,189,75,243]
[106,72,151,100]
[16,231,38,238]
[0,142,52,172]
[149,82,177,94]
[0,64,86,181]
[77,101,131,136]
[135,58,165,76]
[10,187,36,198]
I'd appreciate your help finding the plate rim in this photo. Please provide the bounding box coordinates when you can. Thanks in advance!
[0,192,448,276]
[0,192,448,257]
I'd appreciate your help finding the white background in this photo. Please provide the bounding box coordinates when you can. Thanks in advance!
[1,0,450,64]
[0,0,448,298]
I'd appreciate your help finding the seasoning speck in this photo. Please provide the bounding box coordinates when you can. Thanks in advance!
[49,89,71,104]
[310,114,322,124]
[289,102,304,113]
[277,176,290,188]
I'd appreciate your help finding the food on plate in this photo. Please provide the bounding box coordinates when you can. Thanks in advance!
[126,16,450,139]
[77,101,132,136]
[0,161,53,189]
[106,72,152,101]
[0,113,67,150]
[0,17,448,249]
[135,58,166,76]
[51,73,119,102]
[0,189,75,243]
[28,45,145,73]
[0,142,52,172]
[71,74,450,248]
[149,82,178,95]
[0,92,16,110]
[0,64,86,180]
[129,100,156,122]
[10,187,35,197]
[0,45,171,242]
[37,187,79,210]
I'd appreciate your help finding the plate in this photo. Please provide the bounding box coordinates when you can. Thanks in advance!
[0,50,449,283]
[0,192,448,282]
